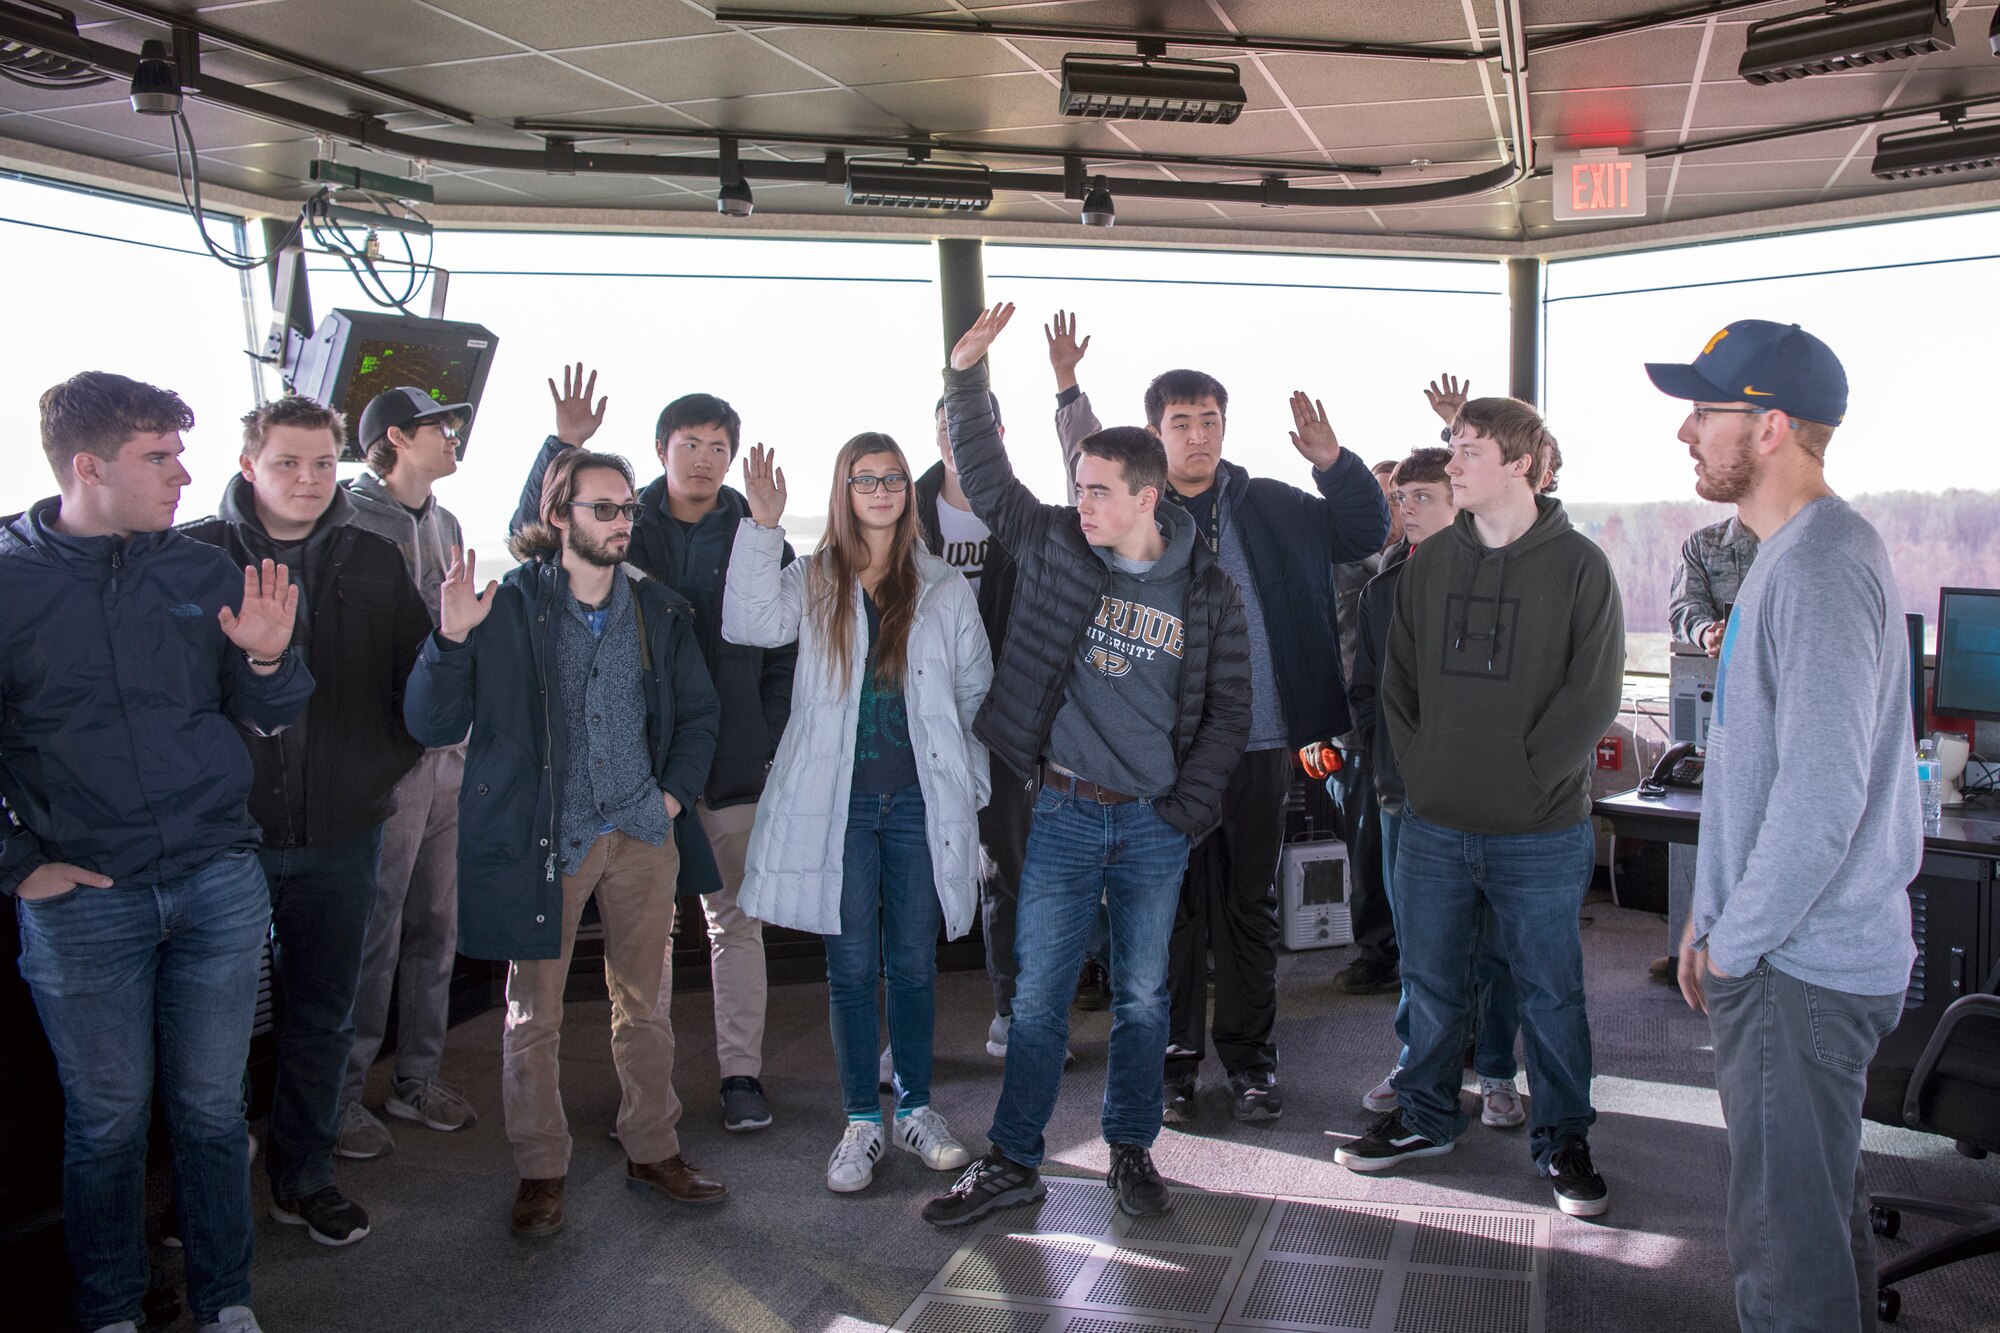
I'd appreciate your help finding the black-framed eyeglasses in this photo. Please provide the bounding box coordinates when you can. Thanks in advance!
[1689,406,1772,426]
[847,473,909,494]
[569,501,640,522]
[416,418,461,441]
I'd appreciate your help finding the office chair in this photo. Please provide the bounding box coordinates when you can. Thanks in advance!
[1866,966,2000,1325]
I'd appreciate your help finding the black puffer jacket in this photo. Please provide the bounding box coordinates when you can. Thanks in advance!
[1347,541,1411,810]
[914,460,1017,656]
[943,363,1251,842]
[181,481,431,847]
[513,439,795,809]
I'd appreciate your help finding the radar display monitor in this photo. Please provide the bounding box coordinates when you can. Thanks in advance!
[289,310,498,461]
[1932,587,2000,724]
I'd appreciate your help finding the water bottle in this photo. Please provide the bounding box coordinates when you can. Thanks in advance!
[1916,738,1943,833]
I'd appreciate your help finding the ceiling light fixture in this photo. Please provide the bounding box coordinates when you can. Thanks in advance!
[128,36,179,114]
[1080,175,1115,227]
[716,137,753,217]
[844,158,991,211]
[1870,113,2000,178]
[1739,0,1954,85]
[1059,52,1246,123]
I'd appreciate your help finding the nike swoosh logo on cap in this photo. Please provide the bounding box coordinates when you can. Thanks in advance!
[1743,386,1774,396]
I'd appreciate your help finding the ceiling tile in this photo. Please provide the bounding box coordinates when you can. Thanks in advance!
[1532,85,1693,142]
[858,71,1065,133]
[1694,72,1911,129]
[366,54,649,120]
[563,33,837,104]
[1667,157,1847,195]
[427,0,722,51]
[207,0,517,72]
[1110,108,1315,158]
[753,28,1034,86]
[1669,125,1870,165]
[1257,51,1488,109]
[1221,0,1476,48]
[1530,27,1704,92]
[37,97,305,152]
[655,88,914,137]
[1304,98,1502,152]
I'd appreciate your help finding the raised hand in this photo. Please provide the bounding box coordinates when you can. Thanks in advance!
[1044,309,1090,391]
[743,443,787,529]
[438,546,499,644]
[1287,391,1344,470]
[549,362,608,446]
[218,559,298,667]
[949,302,1015,372]
[1424,373,1469,427]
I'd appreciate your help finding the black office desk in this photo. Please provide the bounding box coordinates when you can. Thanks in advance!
[1593,787,2000,1068]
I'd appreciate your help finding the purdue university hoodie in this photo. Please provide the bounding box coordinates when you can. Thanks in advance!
[1381,496,1625,836]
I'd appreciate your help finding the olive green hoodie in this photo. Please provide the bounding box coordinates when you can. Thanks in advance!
[1381,495,1624,835]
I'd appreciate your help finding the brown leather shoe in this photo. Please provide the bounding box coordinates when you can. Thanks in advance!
[626,1154,728,1205]
[511,1176,565,1236]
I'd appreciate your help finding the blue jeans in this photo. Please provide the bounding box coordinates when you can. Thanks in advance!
[988,788,1190,1167]
[825,785,942,1117]
[1380,809,1518,1080]
[1390,813,1596,1166]
[16,850,270,1328]
[259,824,383,1200]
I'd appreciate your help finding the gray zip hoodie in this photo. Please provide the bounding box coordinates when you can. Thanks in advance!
[341,471,463,626]
[1045,501,1197,799]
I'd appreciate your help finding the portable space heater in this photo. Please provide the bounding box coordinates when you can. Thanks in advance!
[1279,836,1351,951]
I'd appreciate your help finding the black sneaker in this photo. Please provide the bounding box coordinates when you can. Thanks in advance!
[1107,1143,1173,1218]
[1230,1071,1284,1122]
[1544,1134,1610,1217]
[720,1076,773,1132]
[1162,1070,1198,1125]
[1074,958,1112,1010]
[270,1186,370,1246]
[1333,1110,1454,1173]
[1332,956,1401,995]
[921,1149,1045,1228]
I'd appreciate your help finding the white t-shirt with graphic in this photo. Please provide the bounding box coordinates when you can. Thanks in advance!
[935,494,991,594]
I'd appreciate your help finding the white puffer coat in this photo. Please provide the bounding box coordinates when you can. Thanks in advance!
[721,520,993,938]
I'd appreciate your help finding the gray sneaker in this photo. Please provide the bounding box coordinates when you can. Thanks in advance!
[197,1307,264,1333]
[335,1100,394,1160]
[387,1076,477,1132]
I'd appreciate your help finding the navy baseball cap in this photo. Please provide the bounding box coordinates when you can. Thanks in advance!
[359,385,474,447]
[1645,320,1847,427]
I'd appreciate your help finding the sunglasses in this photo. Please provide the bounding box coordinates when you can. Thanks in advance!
[569,501,640,522]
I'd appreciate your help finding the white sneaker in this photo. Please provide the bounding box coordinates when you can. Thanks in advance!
[1479,1076,1527,1128]
[878,1045,895,1093]
[986,1014,1009,1058]
[894,1106,971,1171]
[197,1307,264,1333]
[827,1119,885,1193]
[1361,1067,1401,1114]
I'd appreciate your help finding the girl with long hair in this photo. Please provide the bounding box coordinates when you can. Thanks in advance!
[722,433,993,1193]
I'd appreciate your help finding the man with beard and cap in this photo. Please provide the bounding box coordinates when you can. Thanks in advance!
[1649,320,1916,1333]
[181,395,434,1248]
[404,448,721,1238]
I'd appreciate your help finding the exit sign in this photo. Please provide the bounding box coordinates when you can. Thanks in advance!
[1553,149,1647,221]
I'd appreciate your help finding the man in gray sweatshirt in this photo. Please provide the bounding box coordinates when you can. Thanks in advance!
[335,386,481,1158]
[1648,320,1918,1333]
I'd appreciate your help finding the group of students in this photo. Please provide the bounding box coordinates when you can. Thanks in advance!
[1,306,1917,1333]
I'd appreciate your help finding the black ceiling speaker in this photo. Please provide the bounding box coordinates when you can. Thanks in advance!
[1059,55,1246,123]
[1740,0,1954,84]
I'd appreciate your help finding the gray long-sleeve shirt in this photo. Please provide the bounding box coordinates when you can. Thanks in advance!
[1691,497,1919,995]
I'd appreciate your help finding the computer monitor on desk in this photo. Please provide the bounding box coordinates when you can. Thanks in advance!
[1933,587,2000,725]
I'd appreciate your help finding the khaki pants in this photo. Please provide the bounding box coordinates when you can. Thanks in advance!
[692,799,767,1079]
[502,830,681,1178]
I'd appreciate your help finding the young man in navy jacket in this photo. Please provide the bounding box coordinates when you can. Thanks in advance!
[2,372,310,1333]
[407,448,721,1238]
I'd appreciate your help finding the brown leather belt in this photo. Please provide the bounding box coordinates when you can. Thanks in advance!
[1042,768,1137,805]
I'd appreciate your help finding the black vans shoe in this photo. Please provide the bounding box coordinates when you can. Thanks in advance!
[1332,1110,1454,1173]
[1544,1134,1610,1217]
[921,1149,1045,1228]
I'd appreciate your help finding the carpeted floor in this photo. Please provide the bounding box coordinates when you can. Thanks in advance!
[78,898,2000,1331]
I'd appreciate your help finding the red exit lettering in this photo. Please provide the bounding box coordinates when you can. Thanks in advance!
[1569,159,1634,212]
